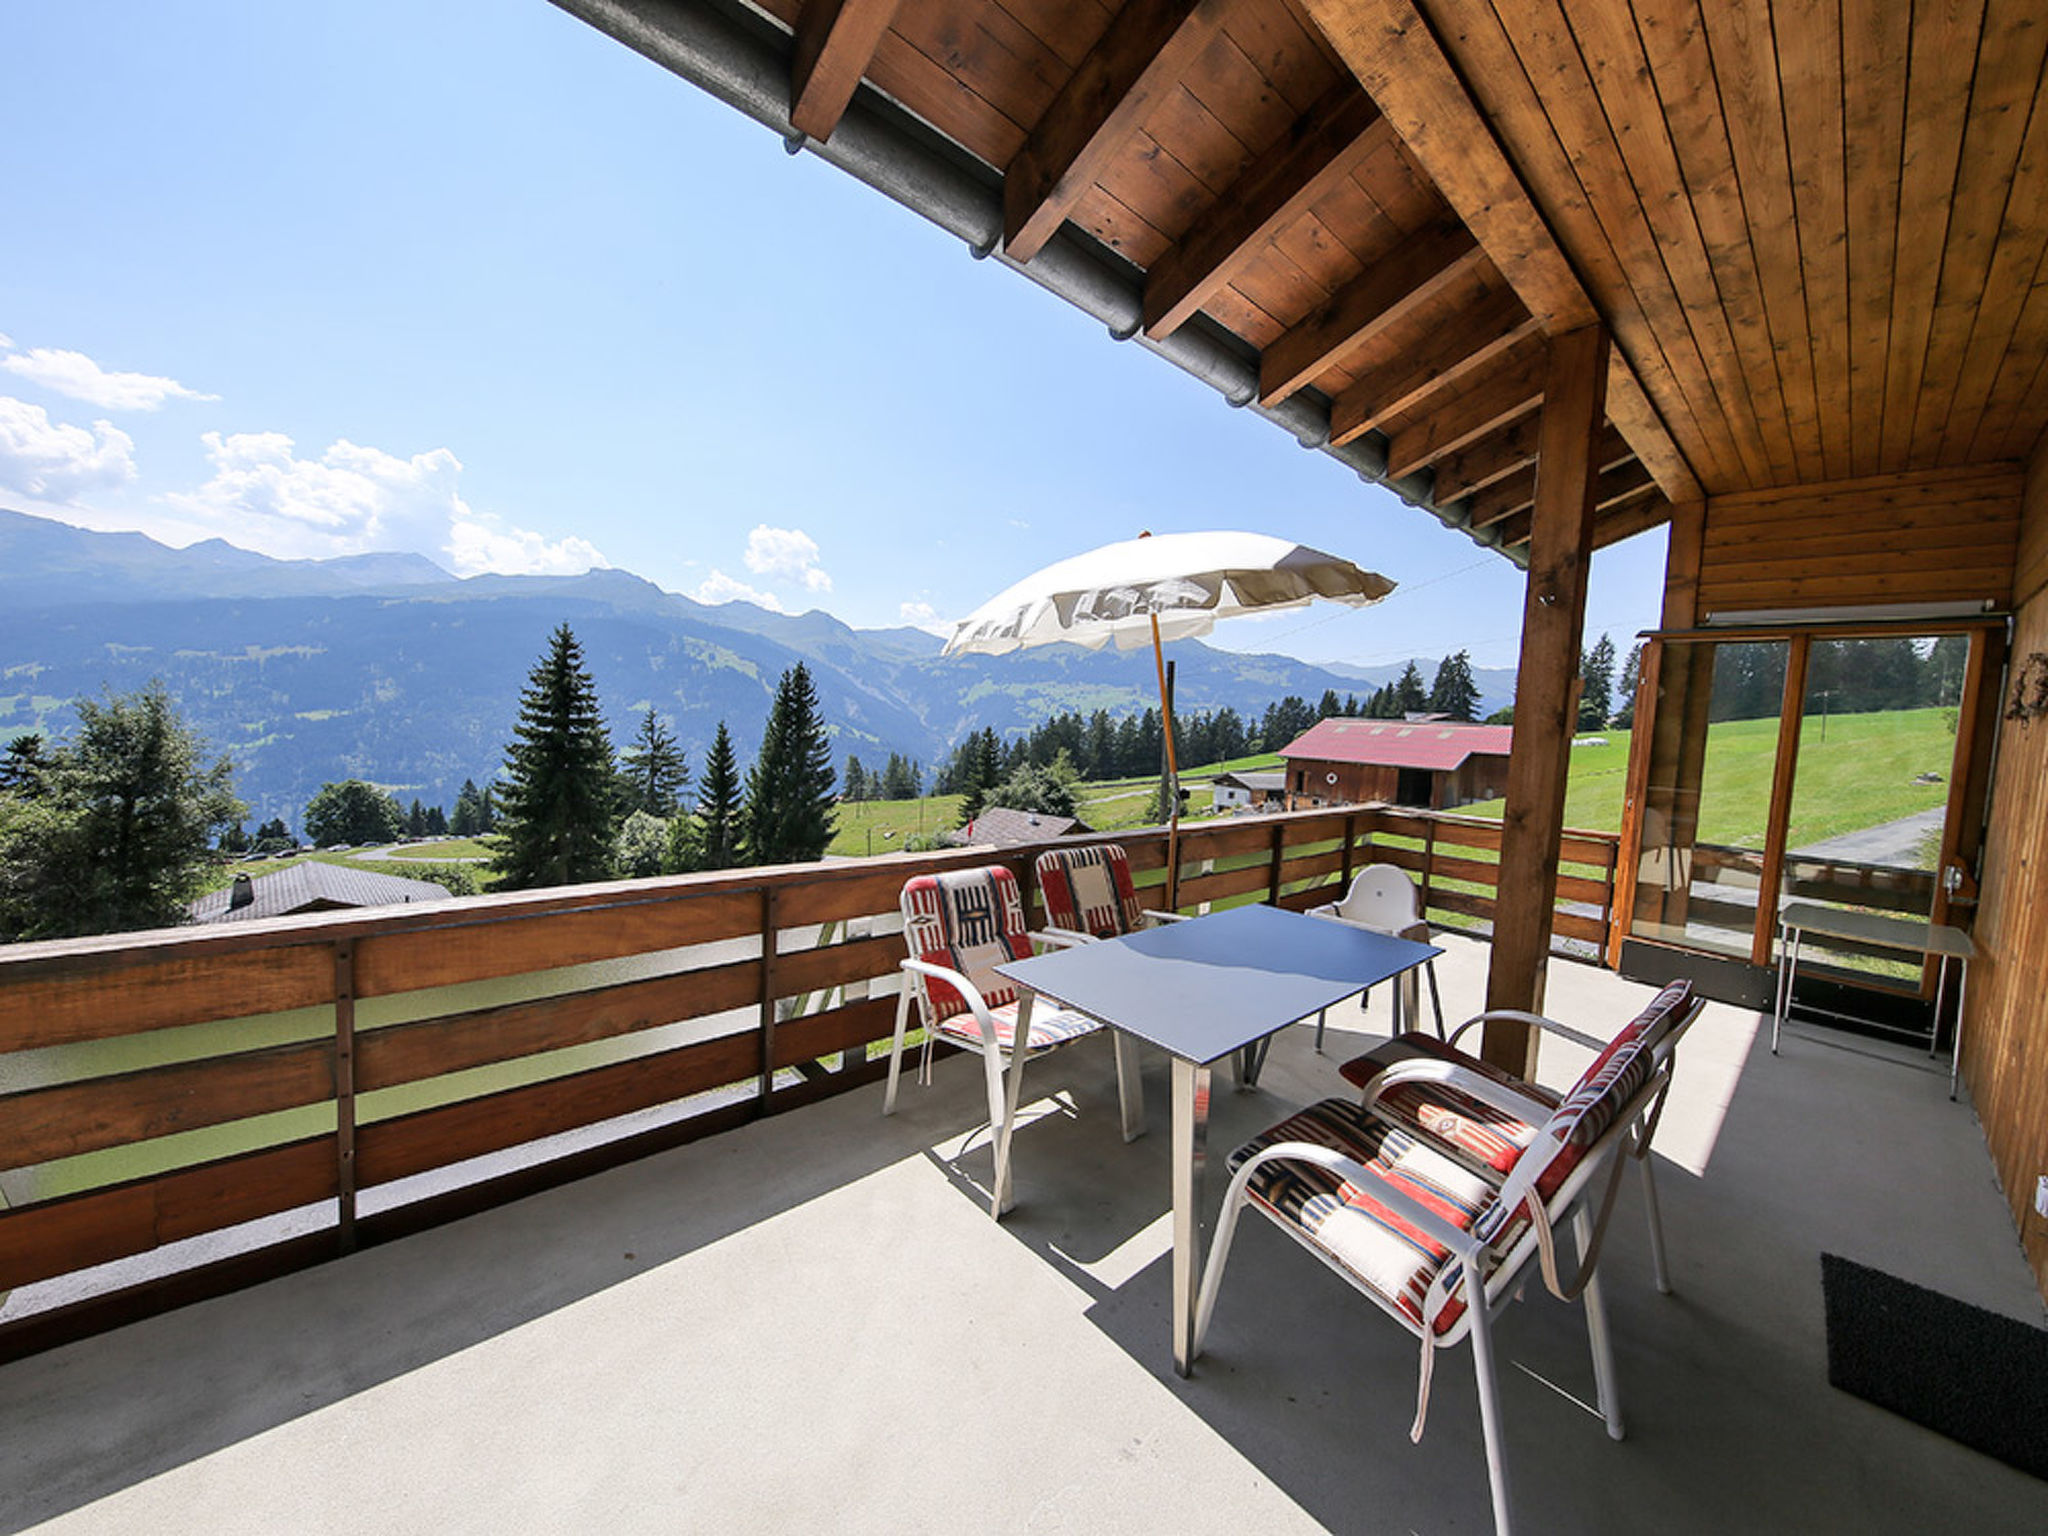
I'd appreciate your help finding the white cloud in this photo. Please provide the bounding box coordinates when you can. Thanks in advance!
[899,600,951,636]
[0,347,217,411]
[166,431,603,576]
[694,569,787,611]
[0,333,13,350]
[742,524,830,592]
[0,396,137,501]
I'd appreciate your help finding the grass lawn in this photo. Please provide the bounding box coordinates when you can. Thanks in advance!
[826,794,967,857]
[1457,707,1958,850]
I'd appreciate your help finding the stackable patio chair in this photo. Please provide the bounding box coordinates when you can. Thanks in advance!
[1194,983,1697,1536]
[884,865,1141,1217]
[1033,842,1181,943]
[1305,862,1446,1047]
[1340,980,1702,1294]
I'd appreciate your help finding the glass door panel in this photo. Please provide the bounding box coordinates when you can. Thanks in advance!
[1631,639,1789,958]
[1775,636,1967,984]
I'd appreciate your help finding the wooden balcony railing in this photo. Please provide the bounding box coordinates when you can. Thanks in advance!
[0,804,1617,1360]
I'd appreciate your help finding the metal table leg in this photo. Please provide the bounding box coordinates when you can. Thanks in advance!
[1949,956,1968,1101]
[1171,1055,1212,1378]
[1772,921,1799,1054]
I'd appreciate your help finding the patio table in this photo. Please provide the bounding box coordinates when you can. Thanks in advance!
[998,902,1440,1376]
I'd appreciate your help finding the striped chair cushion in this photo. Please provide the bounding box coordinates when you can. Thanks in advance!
[1343,980,1693,1194]
[1361,1038,1560,1180]
[1229,1098,1527,1337]
[934,999,1103,1052]
[900,868,1033,1024]
[1035,844,1144,940]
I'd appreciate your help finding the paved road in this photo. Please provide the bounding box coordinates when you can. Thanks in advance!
[1790,805,1946,867]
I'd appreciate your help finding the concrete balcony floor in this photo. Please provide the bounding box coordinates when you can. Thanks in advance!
[2,934,2040,1534]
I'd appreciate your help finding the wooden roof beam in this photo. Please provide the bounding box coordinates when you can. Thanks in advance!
[1259,221,1484,407]
[1382,347,1548,480]
[1468,439,1646,532]
[1296,0,1703,505]
[1430,413,1543,504]
[1494,474,1661,552]
[789,0,905,143]
[1003,0,1231,264]
[1590,489,1678,551]
[1144,86,1389,340]
[1329,283,1541,445]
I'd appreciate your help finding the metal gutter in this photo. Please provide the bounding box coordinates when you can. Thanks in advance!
[549,0,1517,562]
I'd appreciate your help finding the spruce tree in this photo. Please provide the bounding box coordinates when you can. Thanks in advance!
[696,720,744,870]
[957,727,1003,826]
[741,663,837,864]
[1579,633,1617,731]
[493,624,618,890]
[1429,650,1482,722]
[1394,662,1429,715]
[620,707,689,816]
[450,778,485,836]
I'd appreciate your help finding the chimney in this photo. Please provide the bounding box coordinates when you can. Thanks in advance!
[229,873,255,910]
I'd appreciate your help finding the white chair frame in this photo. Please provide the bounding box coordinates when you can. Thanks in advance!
[883,947,1142,1219]
[1307,863,1445,1047]
[1193,1046,1678,1536]
[1369,1001,1701,1294]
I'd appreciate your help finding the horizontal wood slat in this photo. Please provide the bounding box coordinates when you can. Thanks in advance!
[0,1040,334,1172]
[0,1137,335,1293]
[774,996,899,1067]
[0,946,334,1052]
[355,1031,761,1189]
[355,959,760,1093]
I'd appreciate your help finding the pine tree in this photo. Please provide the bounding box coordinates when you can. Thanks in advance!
[1394,662,1429,715]
[450,778,485,836]
[620,707,689,816]
[843,755,869,802]
[1613,642,1646,729]
[696,721,743,869]
[1429,650,1482,722]
[492,624,618,890]
[425,803,449,837]
[958,727,1002,826]
[742,663,837,865]
[1579,632,1617,731]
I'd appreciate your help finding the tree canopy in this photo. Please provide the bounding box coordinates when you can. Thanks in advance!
[619,707,689,816]
[693,721,743,870]
[304,779,404,847]
[1429,651,1482,722]
[0,682,244,940]
[742,664,837,864]
[492,625,618,890]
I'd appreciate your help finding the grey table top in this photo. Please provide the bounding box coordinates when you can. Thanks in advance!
[997,902,1441,1066]
[1779,901,1976,960]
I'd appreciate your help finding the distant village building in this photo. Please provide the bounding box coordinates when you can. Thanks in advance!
[189,862,452,924]
[1277,719,1514,810]
[1211,770,1286,810]
[947,806,1092,848]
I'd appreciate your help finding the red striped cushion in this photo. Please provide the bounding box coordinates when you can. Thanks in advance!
[901,868,1032,1023]
[1229,1098,1527,1337]
[1035,844,1144,939]
[934,999,1103,1052]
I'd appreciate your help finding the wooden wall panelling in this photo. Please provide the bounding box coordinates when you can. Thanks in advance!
[1938,11,2048,464]
[1003,0,1233,262]
[1381,343,1548,479]
[1909,0,2047,464]
[1839,0,1912,476]
[1329,278,1539,444]
[1569,0,1791,488]
[1493,0,1776,489]
[1256,220,1482,404]
[1878,0,1988,473]
[1143,86,1386,338]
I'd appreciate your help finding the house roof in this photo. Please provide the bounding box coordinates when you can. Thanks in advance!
[1279,719,1513,773]
[189,861,453,924]
[950,807,1091,847]
[1214,771,1286,792]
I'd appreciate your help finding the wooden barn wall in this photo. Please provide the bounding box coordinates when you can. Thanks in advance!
[1694,465,2022,618]
[1964,444,2048,1300]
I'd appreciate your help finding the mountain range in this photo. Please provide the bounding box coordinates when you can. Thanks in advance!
[0,509,1513,826]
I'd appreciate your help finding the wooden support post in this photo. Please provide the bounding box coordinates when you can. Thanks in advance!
[1483,326,1608,1075]
[758,886,779,1112]
[333,940,357,1255]
[1267,821,1286,906]
[1340,811,1357,890]
[1752,635,1811,966]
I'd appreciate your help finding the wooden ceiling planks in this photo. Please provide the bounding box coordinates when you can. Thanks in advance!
[607,0,2048,561]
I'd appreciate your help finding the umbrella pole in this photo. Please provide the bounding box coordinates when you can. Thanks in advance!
[1151,612,1182,910]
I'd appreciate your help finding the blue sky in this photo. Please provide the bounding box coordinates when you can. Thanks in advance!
[0,0,1666,672]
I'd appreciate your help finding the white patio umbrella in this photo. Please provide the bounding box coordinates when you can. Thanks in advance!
[943,530,1395,905]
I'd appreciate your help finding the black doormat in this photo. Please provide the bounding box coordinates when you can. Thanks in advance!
[1822,1252,2048,1480]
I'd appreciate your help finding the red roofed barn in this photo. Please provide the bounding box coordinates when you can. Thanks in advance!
[1278,719,1514,811]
